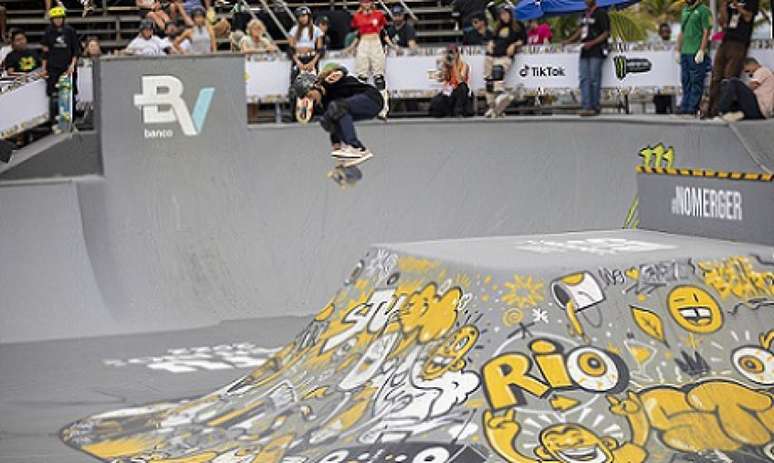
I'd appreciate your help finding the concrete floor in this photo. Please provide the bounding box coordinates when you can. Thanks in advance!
[0,316,309,462]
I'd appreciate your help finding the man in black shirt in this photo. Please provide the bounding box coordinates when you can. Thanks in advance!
[706,0,758,117]
[41,7,80,119]
[293,64,382,160]
[484,7,526,117]
[452,0,489,31]
[386,5,417,50]
[462,13,493,45]
[564,0,609,116]
[2,30,41,75]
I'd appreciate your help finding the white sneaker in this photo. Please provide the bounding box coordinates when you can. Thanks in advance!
[721,111,745,122]
[332,145,369,160]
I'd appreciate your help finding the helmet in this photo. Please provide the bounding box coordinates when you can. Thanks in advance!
[139,19,155,30]
[321,62,345,74]
[48,6,66,19]
[292,72,317,97]
[294,6,311,17]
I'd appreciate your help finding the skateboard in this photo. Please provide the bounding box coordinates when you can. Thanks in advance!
[327,151,372,188]
[55,74,73,133]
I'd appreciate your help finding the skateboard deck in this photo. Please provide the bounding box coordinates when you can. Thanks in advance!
[55,74,73,133]
[327,151,372,188]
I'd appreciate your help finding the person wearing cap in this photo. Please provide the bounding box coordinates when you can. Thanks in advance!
[41,6,80,119]
[348,0,389,118]
[175,6,216,54]
[483,6,526,117]
[125,19,166,55]
[293,63,382,160]
[386,5,417,50]
[160,21,190,54]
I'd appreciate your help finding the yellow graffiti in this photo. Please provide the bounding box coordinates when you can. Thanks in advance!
[501,275,544,309]
[548,394,580,412]
[483,409,647,463]
[608,380,774,453]
[639,143,675,168]
[502,308,524,327]
[397,256,440,273]
[82,436,163,459]
[399,283,461,344]
[630,305,667,345]
[666,286,723,334]
[698,256,774,300]
[421,324,479,380]
[762,329,774,350]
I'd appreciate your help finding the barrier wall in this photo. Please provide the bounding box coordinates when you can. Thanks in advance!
[1,55,772,344]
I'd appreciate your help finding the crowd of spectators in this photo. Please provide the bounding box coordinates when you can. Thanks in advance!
[1,0,772,125]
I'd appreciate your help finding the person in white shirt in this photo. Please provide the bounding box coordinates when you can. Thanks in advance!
[125,20,166,56]
[159,20,190,54]
[717,57,774,121]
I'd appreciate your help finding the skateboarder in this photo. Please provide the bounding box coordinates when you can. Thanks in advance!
[292,64,383,161]
[41,6,80,124]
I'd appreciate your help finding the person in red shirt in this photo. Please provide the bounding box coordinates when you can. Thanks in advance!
[348,0,389,118]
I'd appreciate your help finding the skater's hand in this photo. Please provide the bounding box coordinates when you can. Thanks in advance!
[66,64,76,76]
[674,50,681,64]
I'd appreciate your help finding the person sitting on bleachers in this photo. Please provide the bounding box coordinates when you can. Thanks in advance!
[240,18,277,53]
[462,13,492,46]
[160,21,189,54]
[386,5,417,51]
[2,29,42,75]
[175,6,216,54]
[124,19,167,55]
[716,57,774,121]
[136,0,172,32]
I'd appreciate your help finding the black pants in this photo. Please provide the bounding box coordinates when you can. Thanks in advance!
[653,94,673,114]
[718,77,764,120]
[47,67,78,121]
[429,83,473,118]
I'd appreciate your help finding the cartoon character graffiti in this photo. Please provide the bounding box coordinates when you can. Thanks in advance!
[666,285,723,334]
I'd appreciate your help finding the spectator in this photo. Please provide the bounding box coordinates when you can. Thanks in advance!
[652,22,674,114]
[483,6,526,117]
[168,0,192,26]
[44,0,95,17]
[181,0,211,15]
[386,5,417,50]
[2,30,42,75]
[175,6,216,54]
[676,0,711,115]
[136,0,171,32]
[706,0,759,117]
[160,21,189,53]
[41,7,80,120]
[527,20,552,45]
[349,0,389,118]
[83,36,102,58]
[240,18,277,53]
[564,0,610,116]
[317,16,331,50]
[462,13,493,46]
[287,6,323,120]
[0,5,6,43]
[430,45,473,117]
[125,19,166,55]
[717,57,774,121]
[452,0,488,31]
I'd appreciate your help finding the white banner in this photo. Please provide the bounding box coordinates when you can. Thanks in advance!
[0,78,49,138]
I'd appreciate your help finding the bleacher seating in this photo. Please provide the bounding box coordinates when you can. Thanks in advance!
[4,0,460,52]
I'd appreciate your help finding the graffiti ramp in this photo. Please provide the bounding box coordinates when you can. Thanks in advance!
[60,229,774,463]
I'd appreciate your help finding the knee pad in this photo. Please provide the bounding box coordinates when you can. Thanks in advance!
[357,74,369,83]
[491,65,505,82]
[320,100,349,133]
[373,75,386,90]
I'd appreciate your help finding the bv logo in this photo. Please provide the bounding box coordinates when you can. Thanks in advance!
[133,75,214,137]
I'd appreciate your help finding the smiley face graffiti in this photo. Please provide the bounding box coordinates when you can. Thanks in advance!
[666,286,723,334]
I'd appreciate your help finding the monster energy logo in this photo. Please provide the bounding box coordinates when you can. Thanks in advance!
[613,56,652,80]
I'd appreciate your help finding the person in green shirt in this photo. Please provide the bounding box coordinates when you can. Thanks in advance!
[676,0,712,114]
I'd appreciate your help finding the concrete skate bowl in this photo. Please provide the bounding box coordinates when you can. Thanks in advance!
[60,230,774,463]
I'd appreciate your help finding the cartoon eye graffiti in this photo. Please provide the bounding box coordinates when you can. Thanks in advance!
[732,346,774,385]
[566,347,623,392]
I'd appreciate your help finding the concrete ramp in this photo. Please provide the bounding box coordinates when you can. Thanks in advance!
[60,229,774,463]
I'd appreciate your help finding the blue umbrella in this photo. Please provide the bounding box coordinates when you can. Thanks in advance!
[515,0,544,20]
[515,0,640,20]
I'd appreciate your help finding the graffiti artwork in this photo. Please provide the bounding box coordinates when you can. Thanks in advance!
[61,236,774,462]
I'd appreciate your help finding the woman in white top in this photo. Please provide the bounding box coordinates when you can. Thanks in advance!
[288,6,324,120]
[175,6,216,54]
[240,18,278,53]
